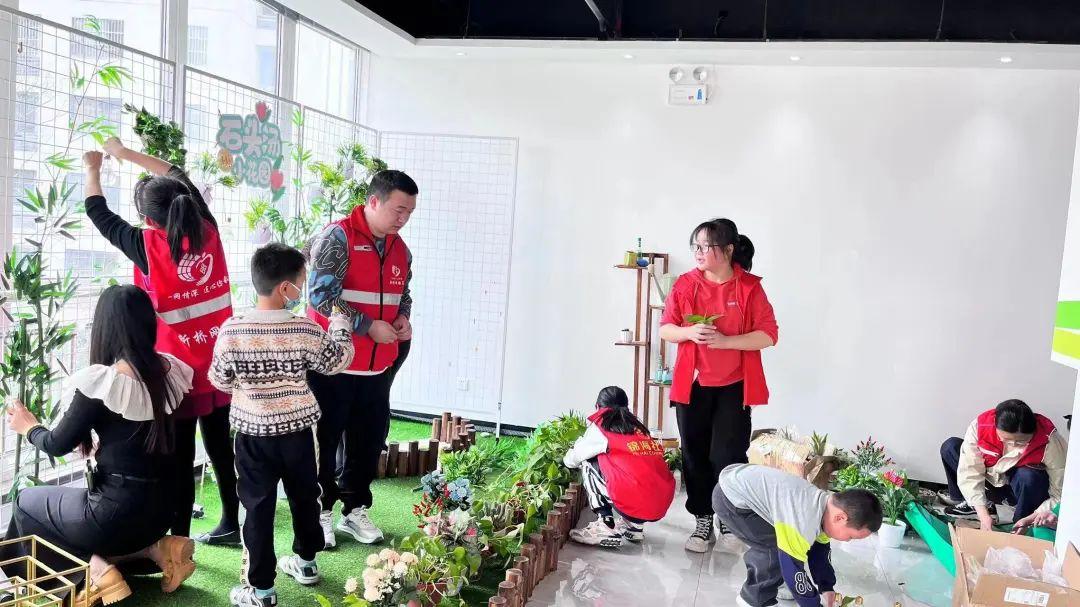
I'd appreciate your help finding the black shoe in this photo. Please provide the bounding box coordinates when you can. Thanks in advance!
[715,517,731,536]
[194,527,241,546]
[944,502,996,521]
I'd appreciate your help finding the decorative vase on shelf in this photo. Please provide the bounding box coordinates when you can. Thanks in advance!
[619,329,633,343]
[877,519,907,549]
[250,222,272,245]
[636,257,650,268]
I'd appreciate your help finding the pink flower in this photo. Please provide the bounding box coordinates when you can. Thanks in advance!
[882,471,904,487]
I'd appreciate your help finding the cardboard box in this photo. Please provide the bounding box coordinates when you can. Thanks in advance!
[951,525,1080,606]
[747,429,839,490]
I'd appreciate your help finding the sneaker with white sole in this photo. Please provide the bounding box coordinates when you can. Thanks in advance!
[278,555,320,586]
[570,519,624,548]
[944,501,996,521]
[936,490,962,507]
[319,511,336,549]
[684,515,716,553]
[229,585,278,607]
[337,507,384,544]
[617,518,644,542]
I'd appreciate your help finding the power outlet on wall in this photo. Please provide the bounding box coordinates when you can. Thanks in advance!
[457,378,470,392]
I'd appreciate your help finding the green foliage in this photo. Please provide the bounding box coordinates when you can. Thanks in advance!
[192,151,239,189]
[809,432,829,457]
[440,434,520,493]
[125,104,186,167]
[833,465,884,493]
[878,471,915,526]
[664,447,682,472]
[851,436,893,475]
[684,313,720,325]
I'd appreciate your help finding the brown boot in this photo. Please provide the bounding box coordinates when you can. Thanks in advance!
[155,536,196,593]
[76,565,132,606]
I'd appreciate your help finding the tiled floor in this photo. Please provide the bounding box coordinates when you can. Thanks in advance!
[529,502,954,606]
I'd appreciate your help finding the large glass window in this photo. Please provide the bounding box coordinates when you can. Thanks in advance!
[20,1,161,56]
[295,24,358,119]
[187,25,209,66]
[188,0,279,93]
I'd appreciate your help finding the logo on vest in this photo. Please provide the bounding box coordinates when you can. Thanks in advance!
[391,265,402,278]
[178,252,214,286]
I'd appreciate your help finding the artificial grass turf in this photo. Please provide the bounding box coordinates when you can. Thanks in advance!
[123,420,511,606]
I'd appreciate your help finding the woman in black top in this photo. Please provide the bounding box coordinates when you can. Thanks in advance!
[85,140,241,545]
[3,286,197,604]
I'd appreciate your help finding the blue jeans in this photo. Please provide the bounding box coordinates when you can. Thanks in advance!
[940,437,1050,521]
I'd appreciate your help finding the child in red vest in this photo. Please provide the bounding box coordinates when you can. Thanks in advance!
[563,387,676,548]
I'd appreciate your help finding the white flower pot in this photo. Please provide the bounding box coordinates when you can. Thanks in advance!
[877,519,907,549]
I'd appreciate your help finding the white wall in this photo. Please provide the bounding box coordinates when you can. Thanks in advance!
[369,59,1080,481]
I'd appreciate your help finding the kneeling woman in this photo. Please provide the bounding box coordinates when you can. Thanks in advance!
[563,387,676,548]
[3,285,197,604]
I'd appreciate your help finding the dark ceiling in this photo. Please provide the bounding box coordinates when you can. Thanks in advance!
[353,0,1080,43]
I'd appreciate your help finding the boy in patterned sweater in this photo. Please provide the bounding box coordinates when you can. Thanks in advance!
[210,243,354,607]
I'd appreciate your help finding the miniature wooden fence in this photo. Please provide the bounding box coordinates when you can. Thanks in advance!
[375,412,478,479]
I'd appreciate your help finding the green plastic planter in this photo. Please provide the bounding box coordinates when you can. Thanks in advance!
[905,502,956,576]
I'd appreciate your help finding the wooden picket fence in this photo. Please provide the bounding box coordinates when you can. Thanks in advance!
[488,481,587,607]
[375,413,478,479]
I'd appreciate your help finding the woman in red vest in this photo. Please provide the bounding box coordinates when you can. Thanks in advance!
[563,386,675,549]
[659,218,778,553]
[85,138,240,545]
[940,399,1067,531]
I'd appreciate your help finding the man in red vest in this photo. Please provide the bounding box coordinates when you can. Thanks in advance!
[939,399,1067,531]
[307,170,418,548]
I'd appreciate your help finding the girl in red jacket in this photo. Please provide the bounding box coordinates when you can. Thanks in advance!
[659,218,778,553]
[563,387,676,549]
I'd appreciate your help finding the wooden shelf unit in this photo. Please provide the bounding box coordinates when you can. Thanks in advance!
[613,251,670,433]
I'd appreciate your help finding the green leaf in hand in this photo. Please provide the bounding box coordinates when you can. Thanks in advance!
[684,314,721,325]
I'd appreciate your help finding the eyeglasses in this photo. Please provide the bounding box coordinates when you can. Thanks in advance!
[690,244,720,255]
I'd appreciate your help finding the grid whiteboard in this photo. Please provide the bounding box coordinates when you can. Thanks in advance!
[379,133,517,419]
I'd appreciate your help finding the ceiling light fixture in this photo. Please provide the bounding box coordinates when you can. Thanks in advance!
[456,51,467,56]
[789,55,802,62]
[623,54,634,60]
[999,56,1013,64]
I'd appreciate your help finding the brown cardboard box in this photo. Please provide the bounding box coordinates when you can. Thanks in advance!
[747,430,839,490]
[951,525,1080,606]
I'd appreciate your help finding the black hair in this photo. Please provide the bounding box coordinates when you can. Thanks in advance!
[134,175,205,265]
[833,489,883,532]
[251,243,306,296]
[690,218,754,271]
[369,170,419,201]
[595,386,651,436]
[995,399,1037,434]
[89,285,179,455]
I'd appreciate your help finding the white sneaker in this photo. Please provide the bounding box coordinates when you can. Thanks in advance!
[337,507,384,544]
[320,511,336,549]
[569,519,623,549]
[777,585,794,601]
[277,555,320,586]
[617,518,644,542]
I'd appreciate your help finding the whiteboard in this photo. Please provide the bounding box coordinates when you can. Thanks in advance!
[379,133,518,419]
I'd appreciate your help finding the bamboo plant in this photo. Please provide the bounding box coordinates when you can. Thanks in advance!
[0,16,131,496]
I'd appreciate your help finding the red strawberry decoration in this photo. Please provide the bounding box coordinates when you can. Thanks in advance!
[269,170,284,191]
[255,101,270,122]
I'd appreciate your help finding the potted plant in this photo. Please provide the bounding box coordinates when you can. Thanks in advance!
[876,471,914,549]
[318,548,424,607]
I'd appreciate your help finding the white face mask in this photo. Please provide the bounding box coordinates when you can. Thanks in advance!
[283,282,302,310]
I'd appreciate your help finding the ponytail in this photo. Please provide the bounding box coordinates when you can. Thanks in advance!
[595,386,651,436]
[165,194,205,264]
[733,233,755,271]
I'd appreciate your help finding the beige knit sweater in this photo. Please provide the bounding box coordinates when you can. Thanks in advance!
[210,309,353,436]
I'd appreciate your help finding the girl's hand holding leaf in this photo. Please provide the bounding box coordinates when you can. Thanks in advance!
[684,323,717,345]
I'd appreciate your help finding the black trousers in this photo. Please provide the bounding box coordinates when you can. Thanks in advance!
[0,479,172,589]
[675,381,751,516]
[940,437,1051,521]
[235,430,323,591]
[311,371,391,515]
[336,339,410,477]
[171,405,240,536]
[714,485,782,607]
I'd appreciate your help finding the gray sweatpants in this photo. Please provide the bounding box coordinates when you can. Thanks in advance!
[713,485,783,607]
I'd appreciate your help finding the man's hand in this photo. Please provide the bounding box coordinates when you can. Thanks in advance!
[83,151,103,172]
[1013,510,1058,534]
[102,137,126,160]
[683,323,717,345]
[392,315,412,341]
[368,320,399,344]
[978,513,995,532]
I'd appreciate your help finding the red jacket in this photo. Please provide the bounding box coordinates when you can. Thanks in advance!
[976,409,1056,469]
[588,409,675,522]
[663,266,777,406]
[308,207,409,373]
[134,222,232,400]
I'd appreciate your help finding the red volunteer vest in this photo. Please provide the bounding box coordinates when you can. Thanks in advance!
[307,208,409,373]
[588,409,676,522]
[134,222,232,396]
[975,409,1056,469]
